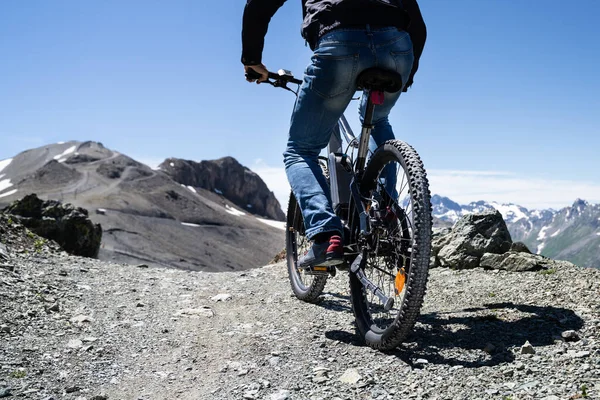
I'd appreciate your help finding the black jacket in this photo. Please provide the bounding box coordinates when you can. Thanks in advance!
[242,0,426,88]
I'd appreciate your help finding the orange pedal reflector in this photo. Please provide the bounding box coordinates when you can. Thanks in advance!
[395,268,406,295]
[313,266,328,271]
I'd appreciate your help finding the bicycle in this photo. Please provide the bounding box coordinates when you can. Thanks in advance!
[246,68,432,351]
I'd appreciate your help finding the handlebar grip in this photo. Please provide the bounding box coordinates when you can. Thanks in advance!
[245,68,263,81]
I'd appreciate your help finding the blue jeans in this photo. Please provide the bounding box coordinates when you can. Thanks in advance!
[283,26,414,240]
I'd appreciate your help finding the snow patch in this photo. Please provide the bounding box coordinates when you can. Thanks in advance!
[57,141,65,144]
[97,208,107,213]
[491,202,528,223]
[215,189,223,195]
[0,158,12,174]
[596,232,600,236]
[187,186,197,194]
[53,145,76,160]
[537,226,549,241]
[58,158,67,163]
[181,222,201,227]
[256,218,285,230]
[170,162,175,167]
[550,230,561,237]
[0,179,13,193]
[246,204,253,208]
[537,242,546,254]
[0,189,17,198]
[225,205,246,217]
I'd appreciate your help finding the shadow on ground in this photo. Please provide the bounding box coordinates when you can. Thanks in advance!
[325,302,584,368]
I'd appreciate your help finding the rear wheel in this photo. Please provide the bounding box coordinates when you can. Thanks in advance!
[350,139,432,350]
[286,191,328,303]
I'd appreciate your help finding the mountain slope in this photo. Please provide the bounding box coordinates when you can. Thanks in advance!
[432,195,600,268]
[0,141,284,271]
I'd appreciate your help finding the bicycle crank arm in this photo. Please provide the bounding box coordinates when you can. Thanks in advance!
[350,254,395,311]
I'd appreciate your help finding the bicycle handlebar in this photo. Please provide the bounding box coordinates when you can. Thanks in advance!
[245,68,303,87]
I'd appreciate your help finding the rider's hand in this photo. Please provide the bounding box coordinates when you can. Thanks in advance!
[244,64,269,84]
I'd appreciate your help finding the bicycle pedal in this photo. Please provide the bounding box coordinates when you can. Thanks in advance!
[304,265,337,277]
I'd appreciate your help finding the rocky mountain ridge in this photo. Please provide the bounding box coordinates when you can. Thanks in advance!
[1,209,599,399]
[0,141,284,271]
[432,195,600,269]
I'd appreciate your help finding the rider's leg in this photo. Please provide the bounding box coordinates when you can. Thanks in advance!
[283,52,360,240]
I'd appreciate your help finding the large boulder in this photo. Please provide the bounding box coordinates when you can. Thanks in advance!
[3,194,102,258]
[434,210,512,269]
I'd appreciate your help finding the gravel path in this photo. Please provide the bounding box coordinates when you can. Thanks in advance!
[1,236,599,399]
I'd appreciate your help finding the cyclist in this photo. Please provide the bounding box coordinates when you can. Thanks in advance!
[242,0,426,269]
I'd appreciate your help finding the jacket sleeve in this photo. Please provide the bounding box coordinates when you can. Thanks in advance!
[241,0,286,65]
[402,0,426,90]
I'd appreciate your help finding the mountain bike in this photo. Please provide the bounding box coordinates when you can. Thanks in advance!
[246,68,432,351]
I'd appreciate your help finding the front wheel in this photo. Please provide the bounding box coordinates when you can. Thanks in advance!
[350,139,432,351]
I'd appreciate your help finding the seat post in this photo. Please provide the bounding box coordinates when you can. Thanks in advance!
[356,90,382,175]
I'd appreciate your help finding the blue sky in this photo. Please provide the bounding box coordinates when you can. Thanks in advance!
[1,0,599,210]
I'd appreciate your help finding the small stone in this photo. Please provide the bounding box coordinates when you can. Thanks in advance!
[0,387,12,398]
[541,396,560,400]
[136,302,145,308]
[415,358,429,365]
[561,330,580,342]
[211,293,232,302]
[485,389,499,395]
[174,307,214,318]
[46,302,60,313]
[312,376,329,384]
[82,337,98,343]
[136,264,149,268]
[573,351,590,358]
[339,368,361,385]
[268,357,281,366]
[0,325,10,334]
[82,345,94,352]
[503,369,514,377]
[238,369,249,376]
[521,341,535,355]
[90,396,109,400]
[80,268,89,273]
[67,339,83,349]
[270,390,290,400]
[70,315,94,325]
[65,386,81,393]
[59,270,68,276]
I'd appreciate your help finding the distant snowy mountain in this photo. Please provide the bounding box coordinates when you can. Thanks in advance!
[432,195,600,269]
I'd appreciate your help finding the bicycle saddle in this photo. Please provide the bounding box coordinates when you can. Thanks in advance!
[356,68,403,93]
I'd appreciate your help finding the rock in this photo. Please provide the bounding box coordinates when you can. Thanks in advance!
[0,387,11,398]
[561,330,580,342]
[70,315,94,325]
[480,251,557,272]
[510,241,532,253]
[174,307,214,318]
[159,157,285,221]
[0,325,10,334]
[270,390,290,400]
[136,264,149,268]
[521,341,536,355]
[435,210,512,269]
[0,243,9,261]
[572,351,590,358]
[415,358,429,365]
[45,302,60,313]
[65,386,81,393]
[3,194,102,257]
[90,396,109,400]
[136,302,145,308]
[211,293,232,302]
[339,368,361,385]
[59,270,68,276]
[82,337,98,343]
[67,339,83,349]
